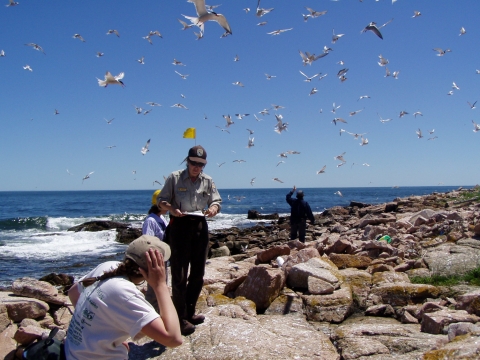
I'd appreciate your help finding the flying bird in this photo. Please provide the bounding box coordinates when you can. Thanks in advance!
[182,0,232,35]
[217,162,225,167]
[272,178,284,183]
[141,139,151,155]
[256,0,274,17]
[472,120,480,133]
[360,136,369,146]
[171,103,188,109]
[413,111,423,118]
[468,101,477,109]
[97,71,125,87]
[96,52,104,57]
[265,73,276,80]
[6,0,19,7]
[23,65,32,72]
[107,29,120,37]
[412,11,421,18]
[332,29,344,44]
[25,43,46,54]
[73,34,86,42]
[232,81,244,87]
[250,177,255,186]
[105,118,114,124]
[82,172,94,183]
[459,27,466,36]
[317,165,326,174]
[172,58,185,66]
[215,126,230,134]
[137,56,145,64]
[223,114,234,127]
[358,95,370,101]
[299,71,319,82]
[433,48,452,56]
[361,19,393,39]
[416,129,423,139]
[304,7,327,18]
[267,28,293,36]
[235,113,249,119]
[334,191,343,197]
[247,137,254,148]
[175,71,189,79]
[334,152,346,162]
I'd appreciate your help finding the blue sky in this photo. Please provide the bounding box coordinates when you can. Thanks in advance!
[1,0,479,191]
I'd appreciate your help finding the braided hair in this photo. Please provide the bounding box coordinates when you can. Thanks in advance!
[80,259,143,287]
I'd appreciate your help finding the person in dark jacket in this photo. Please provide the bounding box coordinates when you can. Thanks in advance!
[286,185,315,243]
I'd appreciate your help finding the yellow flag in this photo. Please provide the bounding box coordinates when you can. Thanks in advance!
[183,128,196,139]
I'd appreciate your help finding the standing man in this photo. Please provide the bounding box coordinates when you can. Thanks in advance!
[157,145,221,336]
[286,185,315,243]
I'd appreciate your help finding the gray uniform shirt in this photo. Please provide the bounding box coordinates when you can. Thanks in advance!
[157,168,222,215]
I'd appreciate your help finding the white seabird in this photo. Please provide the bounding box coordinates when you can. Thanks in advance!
[183,0,232,35]
[97,72,125,87]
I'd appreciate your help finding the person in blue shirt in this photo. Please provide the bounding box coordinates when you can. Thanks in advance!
[286,185,315,243]
[142,189,169,240]
[142,190,170,311]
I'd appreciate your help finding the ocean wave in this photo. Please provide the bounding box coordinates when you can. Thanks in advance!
[1,229,125,260]
[0,216,48,231]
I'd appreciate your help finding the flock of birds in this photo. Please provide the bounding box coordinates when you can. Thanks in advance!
[4,0,478,192]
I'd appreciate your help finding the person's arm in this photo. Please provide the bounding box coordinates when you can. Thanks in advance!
[68,283,81,307]
[205,180,222,218]
[139,249,182,347]
[286,186,296,205]
[158,174,185,217]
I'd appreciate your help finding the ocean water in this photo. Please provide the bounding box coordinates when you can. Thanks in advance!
[0,186,469,289]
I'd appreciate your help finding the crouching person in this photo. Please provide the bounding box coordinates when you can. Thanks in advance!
[64,235,182,358]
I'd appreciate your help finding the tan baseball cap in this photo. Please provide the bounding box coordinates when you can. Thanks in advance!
[125,235,171,270]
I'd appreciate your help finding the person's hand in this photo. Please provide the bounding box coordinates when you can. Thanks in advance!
[138,249,166,287]
[205,205,218,218]
[173,208,185,217]
[293,185,296,192]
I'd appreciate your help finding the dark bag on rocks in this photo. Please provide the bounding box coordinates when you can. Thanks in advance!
[22,327,66,360]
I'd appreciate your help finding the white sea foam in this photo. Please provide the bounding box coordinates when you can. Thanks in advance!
[2,229,124,260]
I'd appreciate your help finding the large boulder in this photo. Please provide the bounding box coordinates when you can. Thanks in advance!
[0,324,17,360]
[203,256,254,287]
[234,266,285,312]
[134,313,340,360]
[0,292,49,322]
[421,309,480,334]
[256,245,290,263]
[12,278,69,305]
[287,258,341,289]
[303,286,353,323]
[368,282,440,307]
[0,304,10,333]
[334,316,448,360]
[67,220,142,244]
[328,253,372,269]
[264,288,304,316]
[423,332,480,359]
[423,242,480,276]
[455,288,480,315]
[338,268,372,309]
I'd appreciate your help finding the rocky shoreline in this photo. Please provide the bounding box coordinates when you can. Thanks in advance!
[1,187,480,359]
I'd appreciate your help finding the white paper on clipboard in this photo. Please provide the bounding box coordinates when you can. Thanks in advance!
[182,210,205,217]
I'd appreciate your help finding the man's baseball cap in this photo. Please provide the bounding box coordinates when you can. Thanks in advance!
[125,235,171,270]
[188,145,207,164]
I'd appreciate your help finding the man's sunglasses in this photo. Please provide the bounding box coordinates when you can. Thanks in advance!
[189,161,205,168]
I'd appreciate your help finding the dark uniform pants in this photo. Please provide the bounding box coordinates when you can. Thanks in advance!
[168,215,209,319]
[290,218,307,243]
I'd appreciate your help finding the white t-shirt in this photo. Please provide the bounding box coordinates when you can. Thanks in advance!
[64,261,159,359]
